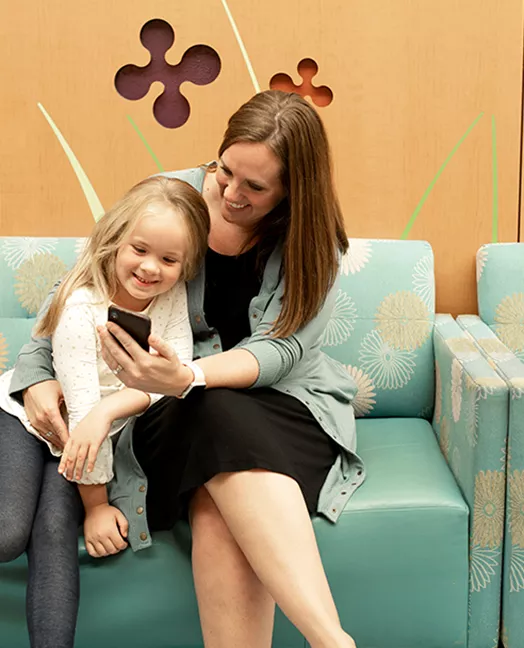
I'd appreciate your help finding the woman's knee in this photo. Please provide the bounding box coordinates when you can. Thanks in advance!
[189,487,234,545]
[0,516,31,562]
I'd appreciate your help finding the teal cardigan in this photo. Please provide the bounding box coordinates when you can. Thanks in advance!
[9,167,364,551]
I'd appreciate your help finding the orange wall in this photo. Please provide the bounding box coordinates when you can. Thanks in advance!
[0,0,522,313]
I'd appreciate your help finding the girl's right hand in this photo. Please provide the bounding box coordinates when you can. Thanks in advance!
[23,380,69,450]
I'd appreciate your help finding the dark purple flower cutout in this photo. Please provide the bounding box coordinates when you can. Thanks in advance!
[270,58,333,107]
[115,19,221,129]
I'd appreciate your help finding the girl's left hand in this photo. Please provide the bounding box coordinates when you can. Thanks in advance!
[98,323,192,397]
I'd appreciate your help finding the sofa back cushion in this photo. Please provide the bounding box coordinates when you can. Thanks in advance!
[0,237,84,372]
[476,242,524,360]
[321,239,435,418]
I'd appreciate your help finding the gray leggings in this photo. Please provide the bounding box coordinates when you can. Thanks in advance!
[0,410,83,648]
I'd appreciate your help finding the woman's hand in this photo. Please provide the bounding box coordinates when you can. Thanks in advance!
[58,408,112,481]
[23,380,69,450]
[97,323,193,397]
[83,503,129,558]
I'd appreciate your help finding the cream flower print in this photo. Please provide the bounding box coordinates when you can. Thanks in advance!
[0,334,8,375]
[15,253,67,315]
[476,247,488,282]
[495,293,524,354]
[375,291,431,351]
[439,416,450,459]
[341,239,372,275]
[434,361,442,424]
[509,545,524,593]
[451,359,463,422]
[464,386,479,448]
[321,290,357,347]
[473,471,505,549]
[412,255,434,310]
[509,470,524,548]
[477,337,515,363]
[1,237,58,269]
[75,238,88,257]
[470,545,500,592]
[359,330,416,390]
[345,365,376,417]
[445,337,481,362]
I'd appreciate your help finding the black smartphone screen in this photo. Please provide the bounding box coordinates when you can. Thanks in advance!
[107,306,151,351]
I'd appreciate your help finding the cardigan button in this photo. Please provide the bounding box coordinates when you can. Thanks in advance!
[213,344,220,350]
[140,532,148,541]
[195,315,202,324]
[139,485,146,493]
[137,506,144,515]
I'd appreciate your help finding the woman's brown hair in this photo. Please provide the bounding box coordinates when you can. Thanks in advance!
[35,176,210,337]
[218,90,348,338]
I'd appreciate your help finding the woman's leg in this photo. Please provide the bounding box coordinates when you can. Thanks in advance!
[205,470,356,648]
[0,411,44,562]
[26,457,83,648]
[190,487,275,648]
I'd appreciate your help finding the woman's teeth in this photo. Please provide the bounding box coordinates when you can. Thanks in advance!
[226,200,248,209]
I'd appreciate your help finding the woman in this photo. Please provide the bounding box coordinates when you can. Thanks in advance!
[11,90,364,648]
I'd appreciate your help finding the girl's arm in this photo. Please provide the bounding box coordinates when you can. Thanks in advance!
[52,299,148,483]
[77,483,129,558]
[58,387,150,481]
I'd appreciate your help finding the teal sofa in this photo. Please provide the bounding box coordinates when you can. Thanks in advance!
[0,237,507,648]
[457,242,524,648]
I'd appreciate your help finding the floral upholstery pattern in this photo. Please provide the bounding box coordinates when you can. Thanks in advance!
[321,239,507,648]
[457,242,524,648]
[0,237,83,373]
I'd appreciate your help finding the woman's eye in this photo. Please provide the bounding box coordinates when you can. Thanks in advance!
[220,165,232,176]
[248,183,263,192]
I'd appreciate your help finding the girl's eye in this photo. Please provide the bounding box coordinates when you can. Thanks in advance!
[163,258,177,264]
[133,246,146,254]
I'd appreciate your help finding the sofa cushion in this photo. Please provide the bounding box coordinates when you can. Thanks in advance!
[314,417,469,647]
[322,239,435,419]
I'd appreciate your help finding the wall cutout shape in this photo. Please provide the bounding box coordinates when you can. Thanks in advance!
[115,19,221,128]
[269,58,333,107]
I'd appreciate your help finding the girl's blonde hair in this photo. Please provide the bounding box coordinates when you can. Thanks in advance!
[35,176,210,337]
[217,90,348,338]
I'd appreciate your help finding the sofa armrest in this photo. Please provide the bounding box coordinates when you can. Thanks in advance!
[434,314,508,648]
[458,314,524,645]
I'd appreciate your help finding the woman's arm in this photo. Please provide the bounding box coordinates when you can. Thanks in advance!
[237,274,340,387]
[8,285,66,441]
[9,286,58,401]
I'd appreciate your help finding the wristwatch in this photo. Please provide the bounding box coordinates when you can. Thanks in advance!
[176,361,207,399]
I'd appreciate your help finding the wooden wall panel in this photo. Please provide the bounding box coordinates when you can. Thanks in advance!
[0,0,522,314]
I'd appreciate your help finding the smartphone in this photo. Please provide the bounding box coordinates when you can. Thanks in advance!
[107,305,151,351]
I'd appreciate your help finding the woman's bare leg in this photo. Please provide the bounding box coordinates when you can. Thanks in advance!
[205,470,356,648]
[190,487,275,648]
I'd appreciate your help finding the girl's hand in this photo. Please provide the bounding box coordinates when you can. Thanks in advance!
[84,504,129,558]
[58,408,112,481]
[97,323,193,396]
[23,380,69,450]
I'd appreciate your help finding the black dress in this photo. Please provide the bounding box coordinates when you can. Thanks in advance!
[132,247,339,530]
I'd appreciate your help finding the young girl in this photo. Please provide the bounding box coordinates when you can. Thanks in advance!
[0,175,210,648]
